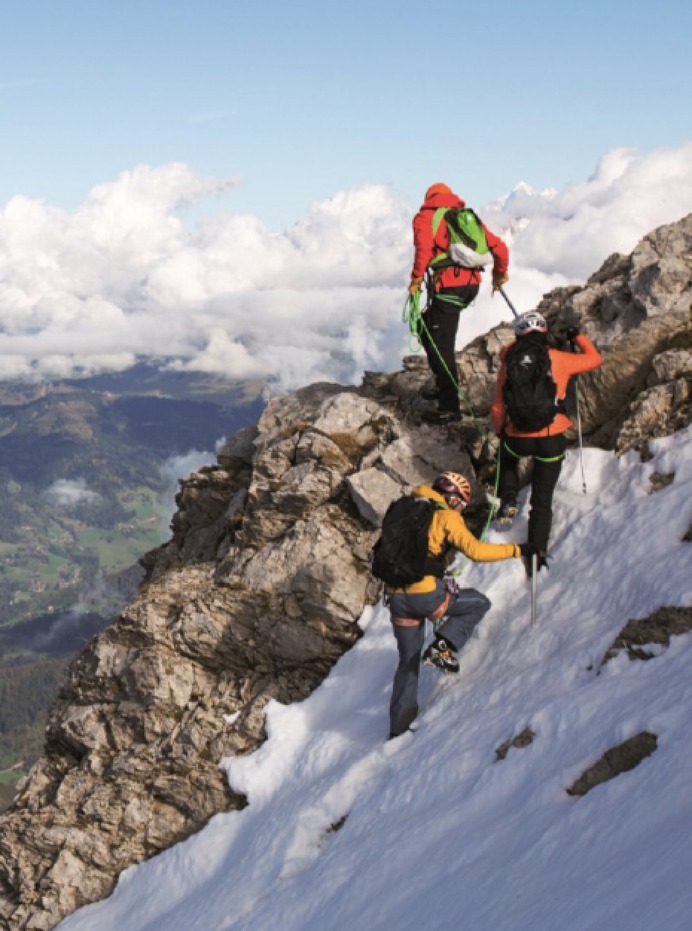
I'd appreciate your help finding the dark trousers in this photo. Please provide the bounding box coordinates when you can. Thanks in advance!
[388,582,491,737]
[498,432,568,553]
[420,285,478,413]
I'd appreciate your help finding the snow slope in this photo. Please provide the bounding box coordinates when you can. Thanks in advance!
[58,428,692,931]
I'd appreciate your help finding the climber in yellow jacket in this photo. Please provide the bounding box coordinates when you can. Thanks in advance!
[386,472,533,738]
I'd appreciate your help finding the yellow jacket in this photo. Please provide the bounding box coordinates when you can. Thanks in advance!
[391,485,521,594]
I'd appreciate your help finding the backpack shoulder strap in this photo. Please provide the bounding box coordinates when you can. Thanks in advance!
[429,208,453,270]
[431,207,448,238]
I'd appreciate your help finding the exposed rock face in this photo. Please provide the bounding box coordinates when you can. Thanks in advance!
[0,215,690,930]
[454,212,692,454]
[0,383,476,930]
[543,216,692,452]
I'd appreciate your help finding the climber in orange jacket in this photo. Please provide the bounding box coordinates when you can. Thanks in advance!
[409,183,509,425]
[490,312,603,569]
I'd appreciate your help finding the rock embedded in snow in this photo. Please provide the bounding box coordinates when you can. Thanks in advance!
[601,605,692,665]
[566,732,658,797]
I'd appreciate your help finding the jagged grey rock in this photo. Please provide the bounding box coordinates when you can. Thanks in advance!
[456,212,692,453]
[0,379,465,930]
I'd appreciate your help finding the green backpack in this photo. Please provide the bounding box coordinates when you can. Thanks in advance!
[430,207,493,270]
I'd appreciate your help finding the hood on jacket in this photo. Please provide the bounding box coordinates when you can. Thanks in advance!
[412,485,449,508]
[420,186,465,211]
[425,182,452,200]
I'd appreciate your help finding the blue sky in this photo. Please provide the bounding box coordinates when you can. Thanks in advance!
[1,0,691,228]
[1,1,691,389]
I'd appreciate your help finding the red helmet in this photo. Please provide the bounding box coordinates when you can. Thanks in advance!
[433,471,472,503]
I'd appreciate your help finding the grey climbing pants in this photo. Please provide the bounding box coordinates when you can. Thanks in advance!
[387,581,491,737]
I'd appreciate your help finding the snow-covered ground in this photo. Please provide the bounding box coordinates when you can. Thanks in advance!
[58,428,692,931]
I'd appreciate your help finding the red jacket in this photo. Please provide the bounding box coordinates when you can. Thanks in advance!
[411,189,509,291]
[491,333,603,437]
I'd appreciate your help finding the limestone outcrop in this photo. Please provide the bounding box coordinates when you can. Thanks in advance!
[452,212,692,454]
[0,382,477,930]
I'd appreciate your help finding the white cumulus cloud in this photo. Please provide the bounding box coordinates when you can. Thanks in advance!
[43,478,101,507]
[1,144,691,390]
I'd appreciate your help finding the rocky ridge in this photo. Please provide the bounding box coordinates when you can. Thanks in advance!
[0,214,690,930]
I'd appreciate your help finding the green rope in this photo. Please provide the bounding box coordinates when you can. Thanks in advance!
[448,452,502,578]
[402,292,478,423]
[403,289,506,579]
[402,290,424,353]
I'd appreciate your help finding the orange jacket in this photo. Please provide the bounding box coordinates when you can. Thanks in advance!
[490,333,603,438]
[411,189,509,291]
[391,485,521,594]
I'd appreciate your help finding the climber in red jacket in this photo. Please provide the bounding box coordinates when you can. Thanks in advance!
[409,183,509,425]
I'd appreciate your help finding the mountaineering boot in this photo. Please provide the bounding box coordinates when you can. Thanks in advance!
[423,637,460,674]
[387,726,414,741]
[421,409,461,426]
[496,494,517,525]
[419,385,441,401]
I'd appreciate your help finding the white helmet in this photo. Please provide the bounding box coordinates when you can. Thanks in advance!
[514,311,548,336]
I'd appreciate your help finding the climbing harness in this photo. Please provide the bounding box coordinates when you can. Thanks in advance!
[400,283,532,579]
[502,439,564,465]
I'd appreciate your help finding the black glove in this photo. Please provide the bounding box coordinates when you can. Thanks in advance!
[564,325,580,341]
[519,543,550,576]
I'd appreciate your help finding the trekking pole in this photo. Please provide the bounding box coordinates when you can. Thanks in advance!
[569,338,588,495]
[574,386,587,495]
[498,286,520,319]
[530,553,538,627]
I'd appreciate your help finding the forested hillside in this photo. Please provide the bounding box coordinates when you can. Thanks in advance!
[0,660,68,809]
[0,366,264,809]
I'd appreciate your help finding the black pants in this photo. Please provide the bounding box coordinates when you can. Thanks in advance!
[498,432,568,553]
[420,285,478,413]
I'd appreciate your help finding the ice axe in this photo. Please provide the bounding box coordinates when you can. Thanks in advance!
[498,286,520,319]
[569,337,588,495]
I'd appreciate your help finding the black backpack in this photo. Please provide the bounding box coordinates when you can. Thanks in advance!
[502,339,560,433]
[371,496,443,588]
